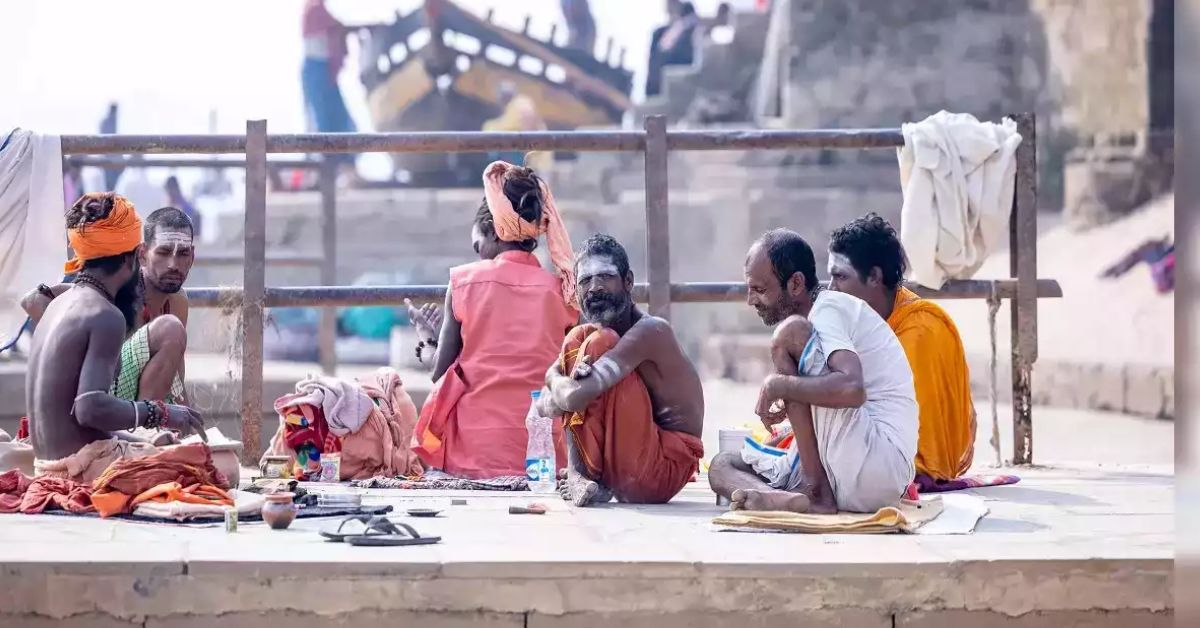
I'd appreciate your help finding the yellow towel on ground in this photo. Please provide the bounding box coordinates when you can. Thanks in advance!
[712,496,944,534]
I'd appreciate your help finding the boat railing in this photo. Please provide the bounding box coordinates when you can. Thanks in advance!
[357,2,632,112]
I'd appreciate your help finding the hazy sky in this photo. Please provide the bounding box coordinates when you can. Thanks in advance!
[2,0,734,136]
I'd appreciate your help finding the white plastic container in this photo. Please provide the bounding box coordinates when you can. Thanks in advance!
[524,391,556,493]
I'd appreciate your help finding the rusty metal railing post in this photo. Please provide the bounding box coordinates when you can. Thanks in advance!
[240,120,268,462]
[318,159,338,374]
[643,115,671,319]
[1010,112,1038,465]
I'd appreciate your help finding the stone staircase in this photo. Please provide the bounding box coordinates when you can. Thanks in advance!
[635,9,771,123]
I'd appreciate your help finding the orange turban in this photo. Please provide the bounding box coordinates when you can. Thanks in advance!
[482,161,577,309]
[64,193,143,274]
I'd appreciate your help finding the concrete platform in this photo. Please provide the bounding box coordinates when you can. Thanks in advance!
[0,464,1173,627]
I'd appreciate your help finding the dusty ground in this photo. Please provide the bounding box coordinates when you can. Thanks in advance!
[942,194,1174,370]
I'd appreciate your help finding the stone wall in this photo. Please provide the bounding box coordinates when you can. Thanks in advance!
[767,0,1172,219]
[1031,0,1151,135]
[782,0,1050,129]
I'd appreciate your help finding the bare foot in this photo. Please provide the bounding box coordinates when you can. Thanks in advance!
[558,470,612,507]
[730,487,837,514]
[730,488,810,513]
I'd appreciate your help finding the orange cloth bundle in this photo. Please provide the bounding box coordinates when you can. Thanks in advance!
[481,161,577,309]
[64,193,143,274]
[129,482,233,509]
[91,443,228,517]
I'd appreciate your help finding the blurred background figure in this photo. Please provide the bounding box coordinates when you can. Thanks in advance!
[113,154,167,216]
[483,82,551,171]
[704,3,733,43]
[98,103,123,190]
[301,0,360,184]
[62,163,83,210]
[646,1,699,97]
[560,0,597,55]
[164,176,201,239]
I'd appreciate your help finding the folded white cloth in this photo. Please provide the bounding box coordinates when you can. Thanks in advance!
[278,375,374,436]
[897,111,1022,289]
[132,489,266,521]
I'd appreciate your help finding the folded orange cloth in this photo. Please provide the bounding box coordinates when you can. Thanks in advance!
[64,193,143,274]
[91,443,227,517]
[129,482,233,509]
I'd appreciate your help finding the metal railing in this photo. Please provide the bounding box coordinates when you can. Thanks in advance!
[60,114,1049,464]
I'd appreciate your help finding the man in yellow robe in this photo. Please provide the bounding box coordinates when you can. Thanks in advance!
[826,213,975,481]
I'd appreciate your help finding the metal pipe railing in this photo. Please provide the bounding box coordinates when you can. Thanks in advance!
[183,279,1062,309]
[65,156,317,170]
[59,115,1045,465]
[59,127,905,155]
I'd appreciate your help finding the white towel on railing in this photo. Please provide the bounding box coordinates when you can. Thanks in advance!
[897,111,1022,289]
[0,129,66,345]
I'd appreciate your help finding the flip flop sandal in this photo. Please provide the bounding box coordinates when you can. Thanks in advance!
[319,513,380,542]
[345,519,442,547]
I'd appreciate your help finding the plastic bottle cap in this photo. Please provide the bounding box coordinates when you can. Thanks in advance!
[530,390,542,400]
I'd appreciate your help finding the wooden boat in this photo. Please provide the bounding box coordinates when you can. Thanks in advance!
[356,0,633,186]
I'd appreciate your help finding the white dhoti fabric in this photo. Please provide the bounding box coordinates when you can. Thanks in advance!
[0,129,66,345]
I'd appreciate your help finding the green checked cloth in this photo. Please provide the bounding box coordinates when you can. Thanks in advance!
[110,325,185,404]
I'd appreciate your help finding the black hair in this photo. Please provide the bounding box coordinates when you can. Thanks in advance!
[144,206,194,243]
[828,213,908,290]
[576,233,632,280]
[475,166,544,253]
[755,228,818,292]
[681,2,696,17]
[65,193,138,275]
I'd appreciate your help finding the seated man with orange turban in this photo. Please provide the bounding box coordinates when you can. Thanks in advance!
[22,206,195,406]
[538,234,705,506]
[827,214,976,484]
[24,193,204,484]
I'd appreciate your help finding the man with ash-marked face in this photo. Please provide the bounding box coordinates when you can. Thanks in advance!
[827,214,976,487]
[23,206,196,407]
[537,234,705,507]
[707,228,918,514]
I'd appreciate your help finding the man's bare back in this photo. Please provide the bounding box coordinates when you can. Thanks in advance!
[27,287,127,459]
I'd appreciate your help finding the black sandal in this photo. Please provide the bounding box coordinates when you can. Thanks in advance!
[319,514,380,543]
[345,518,441,547]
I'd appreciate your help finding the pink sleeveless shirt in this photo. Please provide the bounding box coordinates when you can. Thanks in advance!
[418,250,576,478]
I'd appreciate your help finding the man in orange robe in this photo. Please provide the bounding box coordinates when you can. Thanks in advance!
[827,214,975,481]
[540,235,704,506]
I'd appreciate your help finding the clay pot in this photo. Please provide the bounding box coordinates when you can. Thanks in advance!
[261,492,298,530]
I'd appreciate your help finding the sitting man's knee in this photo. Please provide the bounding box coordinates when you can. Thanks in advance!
[707,451,736,487]
[770,315,812,372]
[148,315,187,352]
[708,451,740,477]
[772,315,813,347]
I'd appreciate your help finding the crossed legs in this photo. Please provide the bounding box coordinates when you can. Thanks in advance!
[708,316,837,513]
